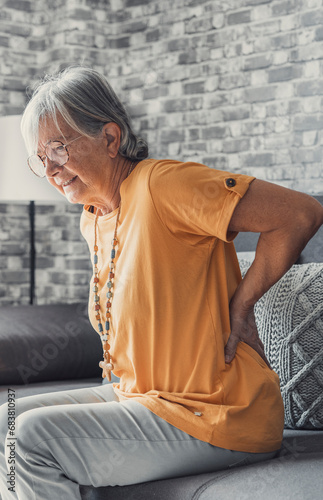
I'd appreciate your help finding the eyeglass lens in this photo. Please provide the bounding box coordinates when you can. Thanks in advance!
[29,142,68,177]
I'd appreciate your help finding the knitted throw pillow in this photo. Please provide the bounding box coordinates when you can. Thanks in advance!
[239,260,323,430]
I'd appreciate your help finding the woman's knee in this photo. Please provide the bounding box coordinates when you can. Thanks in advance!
[0,396,40,452]
[5,408,48,466]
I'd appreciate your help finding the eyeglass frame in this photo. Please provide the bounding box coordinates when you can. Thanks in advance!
[27,135,83,178]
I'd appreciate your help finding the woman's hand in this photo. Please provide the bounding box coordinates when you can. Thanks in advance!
[224,300,272,369]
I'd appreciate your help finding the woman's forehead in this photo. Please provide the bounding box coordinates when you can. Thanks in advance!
[37,115,72,148]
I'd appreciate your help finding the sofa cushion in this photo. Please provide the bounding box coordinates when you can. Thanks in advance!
[0,303,102,385]
[79,429,323,500]
[239,261,323,429]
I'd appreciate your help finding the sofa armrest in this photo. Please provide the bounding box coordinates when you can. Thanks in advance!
[0,303,102,385]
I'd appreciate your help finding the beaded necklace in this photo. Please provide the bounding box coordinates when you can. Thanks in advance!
[93,161,134,381]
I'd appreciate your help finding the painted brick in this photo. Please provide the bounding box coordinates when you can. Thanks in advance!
[302,60,320,79]
[0,270,29,283]
[296,80,323,96]
[185,17,212,34]
[294,115,323,131]
[167,38,187,52]
[219,73,250,90]
[0,242,27,255]
[35,257,55,269]
[224,43,242,58]
[0,90,9,103]
[244,85,277,102]
[188,97,203,110]
[125,0,149,6]
[66,258,92,271]
[244,54,272,71]
[242,152,274,166]
[212,14,225,29]
[183,81,205,95]
[187,128,200,141]
[291,148,322,163]
[251,70,267,86]
[222,107,250,121]
[253,36,272,54]
[202,126,227,140]
[301,10,323,27]
[178,49,198,65]
[302,131,318,146]
[251,4,272,21]
[28,38,48,51]
[315,26,323,41]
[202,156,228,170]
[227,10,251,25]
[272,0,299,16]
[290,43,323,62]
[245,0,272,4]
[250,20,280,37]
[6,0,33,11]
[161,130,185,143]
[223,138,250,153]
[265,134,291,149]
[206,31,232,48]
[271,33,298,49]
[242,121,266,135]
[146,28,160,42]
[0,35,9,47]
[108,36,130,49]
[0,205,8,214]
[280,14,300,32]
[186,142,206,152]
[204,92,230,109]
[268,65,301,83]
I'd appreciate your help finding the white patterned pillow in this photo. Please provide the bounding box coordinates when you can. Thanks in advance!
[239,260,323,429]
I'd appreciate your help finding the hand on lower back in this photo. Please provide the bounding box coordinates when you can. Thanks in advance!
[224,302,272,369]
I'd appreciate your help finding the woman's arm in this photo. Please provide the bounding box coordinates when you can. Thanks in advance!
[225,179,323,367]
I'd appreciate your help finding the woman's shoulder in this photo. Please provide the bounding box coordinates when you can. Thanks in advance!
[128,158,186,192]
[146,158,233,192]
[144,158,216,185]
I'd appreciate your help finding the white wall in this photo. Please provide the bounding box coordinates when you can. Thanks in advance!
[0,115,64,202]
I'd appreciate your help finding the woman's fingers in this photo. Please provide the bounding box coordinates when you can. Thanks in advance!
[224,333,240,364]
[225,306,272,369]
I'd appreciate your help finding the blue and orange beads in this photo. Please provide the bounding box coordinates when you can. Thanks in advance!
[92,162,134,381]
[93,209,121,382]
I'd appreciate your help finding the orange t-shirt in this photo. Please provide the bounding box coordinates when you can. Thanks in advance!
[80,159,284,453]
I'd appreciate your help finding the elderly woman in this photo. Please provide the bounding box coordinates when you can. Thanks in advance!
[1,66,322,499]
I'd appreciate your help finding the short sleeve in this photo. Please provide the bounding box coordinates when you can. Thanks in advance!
[148,160,255,243]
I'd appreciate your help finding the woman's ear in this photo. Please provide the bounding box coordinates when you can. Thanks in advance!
[102,122,121,158]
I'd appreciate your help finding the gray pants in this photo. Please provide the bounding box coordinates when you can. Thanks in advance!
[0,383,277,500]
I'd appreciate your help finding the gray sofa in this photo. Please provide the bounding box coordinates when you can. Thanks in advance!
[1,195,322,499]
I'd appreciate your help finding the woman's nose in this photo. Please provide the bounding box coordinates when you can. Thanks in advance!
[44,156,62,177]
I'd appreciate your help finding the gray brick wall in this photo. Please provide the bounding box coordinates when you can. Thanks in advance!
[1,0,323,305]
[0,202,92,306]
[0,0,322,192]
[34,203,92,306]
[0,203,30,306]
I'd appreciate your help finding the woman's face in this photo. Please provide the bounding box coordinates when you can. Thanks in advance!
[37,114,116,207]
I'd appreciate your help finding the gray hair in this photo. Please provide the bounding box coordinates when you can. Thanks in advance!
[21,66,149,161]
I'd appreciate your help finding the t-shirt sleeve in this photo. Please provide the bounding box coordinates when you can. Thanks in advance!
[148,160,255,243]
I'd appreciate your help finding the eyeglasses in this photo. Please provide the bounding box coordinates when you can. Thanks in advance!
[27,136,82,177]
